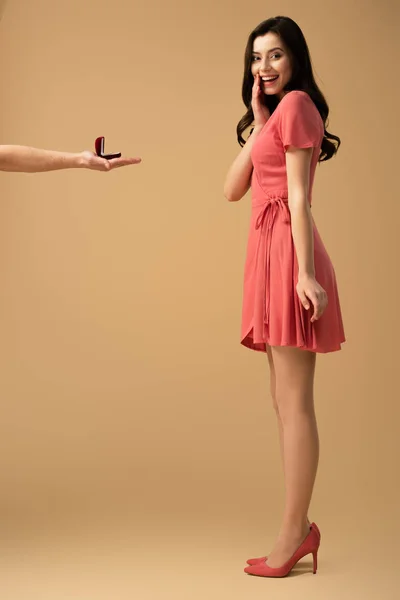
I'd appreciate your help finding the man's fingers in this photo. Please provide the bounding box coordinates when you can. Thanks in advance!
[109,157,142,168]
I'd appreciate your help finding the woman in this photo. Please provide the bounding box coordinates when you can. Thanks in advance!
[224,16,345,577]
[0,144,141,172]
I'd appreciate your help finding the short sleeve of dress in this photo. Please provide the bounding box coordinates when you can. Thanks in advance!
[278,91,322,151]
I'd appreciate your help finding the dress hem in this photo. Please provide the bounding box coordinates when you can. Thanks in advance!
[241,331,346,355]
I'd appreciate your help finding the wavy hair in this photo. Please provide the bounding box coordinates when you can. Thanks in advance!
[237,16,340,162]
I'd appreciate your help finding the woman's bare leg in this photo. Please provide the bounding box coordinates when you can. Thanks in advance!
[266,346,311,526]
[266,347,284,467]
[266,346,319,567]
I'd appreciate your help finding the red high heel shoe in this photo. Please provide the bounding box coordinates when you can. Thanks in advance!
[246,522,320,566]
[244,523,320,577]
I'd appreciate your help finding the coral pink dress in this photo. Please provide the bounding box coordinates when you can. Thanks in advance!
[241,91,345,353]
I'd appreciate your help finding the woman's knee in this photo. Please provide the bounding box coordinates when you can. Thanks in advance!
[270,388,280,415]
[275,389,315,423]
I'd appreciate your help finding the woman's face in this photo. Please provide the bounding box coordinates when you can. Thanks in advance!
[251,32,292,99]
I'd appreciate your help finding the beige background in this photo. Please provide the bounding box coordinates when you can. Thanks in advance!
[0,0,399,598]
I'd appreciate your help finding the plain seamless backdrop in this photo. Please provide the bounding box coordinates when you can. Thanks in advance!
[0,1,399,599]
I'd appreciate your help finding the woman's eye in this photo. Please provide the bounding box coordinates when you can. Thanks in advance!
[252,56,260,62]
[271,53,282,59]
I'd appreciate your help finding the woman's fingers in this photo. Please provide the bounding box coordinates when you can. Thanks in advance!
[252,74,259,99]
[297,279,328,323]
[298,288,311,311]
[310,290,328,322]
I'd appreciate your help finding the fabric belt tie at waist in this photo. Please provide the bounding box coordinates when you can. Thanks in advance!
[255,194,290,330]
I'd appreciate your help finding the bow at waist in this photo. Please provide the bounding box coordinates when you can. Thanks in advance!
[253,191,291,331]
[254,191,291,230]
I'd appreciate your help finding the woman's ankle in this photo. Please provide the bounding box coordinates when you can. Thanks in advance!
[279,517,310,538]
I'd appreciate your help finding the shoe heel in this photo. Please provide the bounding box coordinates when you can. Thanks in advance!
[312,550,318,574]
